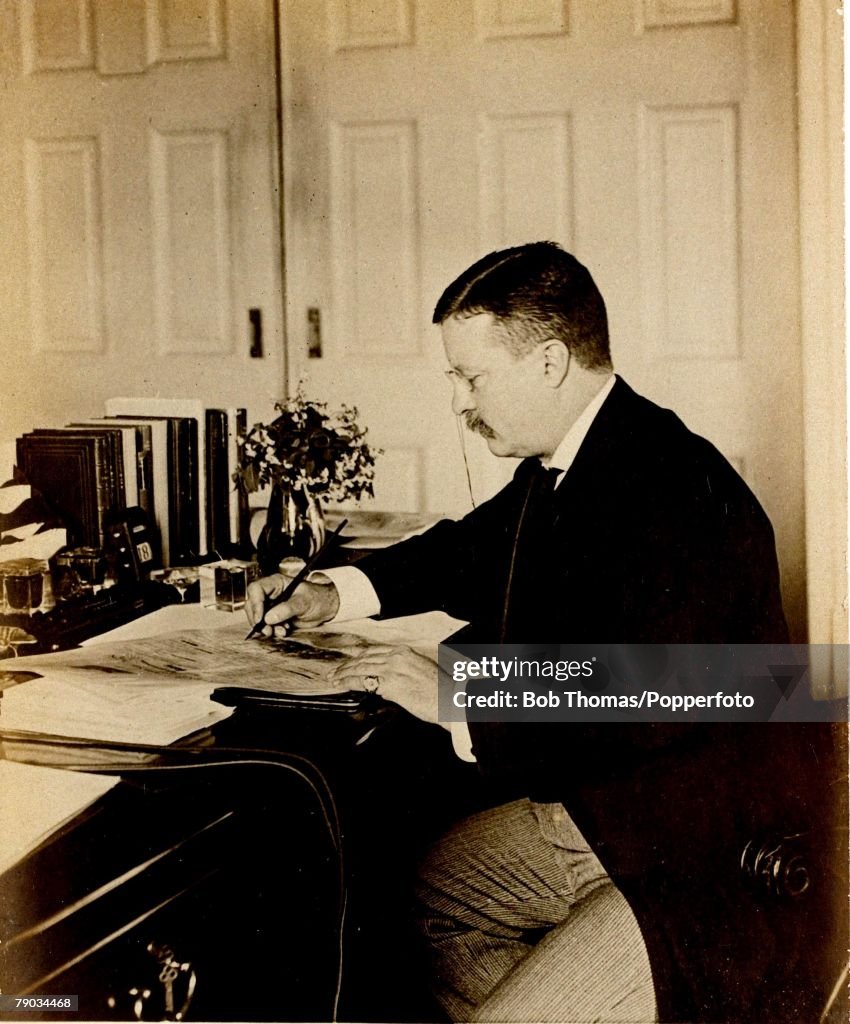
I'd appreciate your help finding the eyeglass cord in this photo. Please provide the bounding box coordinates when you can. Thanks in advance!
[455,414,476,510]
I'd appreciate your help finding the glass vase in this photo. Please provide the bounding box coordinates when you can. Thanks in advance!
[256,481,326,577]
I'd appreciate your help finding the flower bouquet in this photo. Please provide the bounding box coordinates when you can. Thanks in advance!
[236,389,379,573]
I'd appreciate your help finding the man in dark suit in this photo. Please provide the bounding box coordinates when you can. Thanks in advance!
[247,243,837,1022]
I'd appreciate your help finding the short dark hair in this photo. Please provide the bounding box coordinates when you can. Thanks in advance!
[432,241,612,370]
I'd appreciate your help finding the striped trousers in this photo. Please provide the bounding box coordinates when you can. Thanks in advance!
[415,799,656,1023]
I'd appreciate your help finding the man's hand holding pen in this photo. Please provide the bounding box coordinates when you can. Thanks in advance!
[244,518,348,638]
[245,559,340,635]
[245,560,443,727]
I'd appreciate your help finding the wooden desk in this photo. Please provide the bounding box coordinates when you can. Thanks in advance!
[0,603,485,1022]
[0,750,343,1021]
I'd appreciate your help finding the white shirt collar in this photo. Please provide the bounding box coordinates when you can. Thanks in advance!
[544,374,616,478]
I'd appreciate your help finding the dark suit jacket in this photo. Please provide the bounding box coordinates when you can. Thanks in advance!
[358,378,842,1021]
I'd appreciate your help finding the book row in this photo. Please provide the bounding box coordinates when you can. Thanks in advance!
[16,398,249,566]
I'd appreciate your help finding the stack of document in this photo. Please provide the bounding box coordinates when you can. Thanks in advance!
[0,622,352,745]
[0,669,232,745]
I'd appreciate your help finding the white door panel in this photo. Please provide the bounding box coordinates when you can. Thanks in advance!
[0,0,283,440]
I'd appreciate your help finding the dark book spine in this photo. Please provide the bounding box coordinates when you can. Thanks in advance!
[97,432,119,517]
[134,426,154,520]
[165,422,183,564]
[182,418,199,560]
[206,410,229,556]
[167,419,199,564]
[234,409,250,551]
[111,432,126,510]
[89,434,111,547]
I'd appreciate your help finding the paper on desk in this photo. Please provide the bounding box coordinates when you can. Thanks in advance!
[0,613,468,743]
[10,613,465,691]
[9,621,349,690]
[0,760,118,874]
[0,672,234,745]
[0,624,341,742]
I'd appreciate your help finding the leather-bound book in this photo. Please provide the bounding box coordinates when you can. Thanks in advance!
[15,432,110,547]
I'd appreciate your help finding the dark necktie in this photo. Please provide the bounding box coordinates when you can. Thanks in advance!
[500,462,562,641]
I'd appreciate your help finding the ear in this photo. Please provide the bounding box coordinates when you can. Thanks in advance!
[540,339,571,387]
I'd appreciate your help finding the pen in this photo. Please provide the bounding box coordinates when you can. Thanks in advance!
[244,517,348,640]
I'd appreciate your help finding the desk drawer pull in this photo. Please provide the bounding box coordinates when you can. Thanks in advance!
[107,941,196,1022]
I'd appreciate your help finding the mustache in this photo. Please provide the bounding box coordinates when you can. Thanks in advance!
[463,412,496,439]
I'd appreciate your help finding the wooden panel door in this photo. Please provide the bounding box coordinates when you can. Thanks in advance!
[280,0,807,635]
[0,0,284,440]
